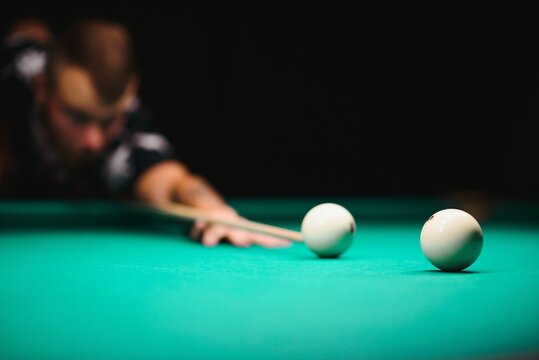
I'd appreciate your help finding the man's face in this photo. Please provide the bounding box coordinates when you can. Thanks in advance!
[43,65,134,167]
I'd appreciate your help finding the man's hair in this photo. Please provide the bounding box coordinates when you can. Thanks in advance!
[47,19,137,105]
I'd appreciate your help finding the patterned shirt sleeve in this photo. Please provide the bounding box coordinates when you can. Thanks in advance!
[102,100,176,195]
[0,38,47,123]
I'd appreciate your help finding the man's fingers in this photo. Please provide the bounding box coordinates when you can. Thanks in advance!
[201,225,228,247]
[226,229,251,247]
[189,220,206,240]
[196,222,293,249]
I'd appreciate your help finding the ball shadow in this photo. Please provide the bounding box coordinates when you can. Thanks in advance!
[403,269,489,275]
[289,255,359,261]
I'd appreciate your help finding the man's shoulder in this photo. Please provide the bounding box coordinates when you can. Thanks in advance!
[102,98,175,192]
[0,38,45,119]
[1,38,48,84]
[119,98,174,155]
[123,97,169,136]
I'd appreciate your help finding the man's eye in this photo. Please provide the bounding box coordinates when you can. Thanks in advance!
[100,116,116,129]
[64,108,90,124]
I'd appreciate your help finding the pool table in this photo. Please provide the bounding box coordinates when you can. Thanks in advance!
[1,197,538,360]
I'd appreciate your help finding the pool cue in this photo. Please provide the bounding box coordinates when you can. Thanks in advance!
[136,201,304,242]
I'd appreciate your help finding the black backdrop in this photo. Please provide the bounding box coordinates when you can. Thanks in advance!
[1,2,537,199]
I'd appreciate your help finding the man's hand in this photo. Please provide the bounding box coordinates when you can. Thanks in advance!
[189,206,291,248]
[136,161,291,248]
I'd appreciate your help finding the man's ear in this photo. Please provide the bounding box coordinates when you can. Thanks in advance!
[121,75,140,109]
[126,75,139,98]
[33,73,48,105]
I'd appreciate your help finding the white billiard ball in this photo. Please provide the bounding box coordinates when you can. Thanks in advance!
[420,209,483,272]
[301,203,356,258]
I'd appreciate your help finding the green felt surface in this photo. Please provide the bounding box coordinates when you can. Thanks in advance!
[1,199,538,360]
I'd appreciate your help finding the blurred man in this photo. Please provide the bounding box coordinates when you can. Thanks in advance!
[0,18,289,248]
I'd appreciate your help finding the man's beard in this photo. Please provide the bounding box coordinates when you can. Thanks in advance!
[69,150,104,172]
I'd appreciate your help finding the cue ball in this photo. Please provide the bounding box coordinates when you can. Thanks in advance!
[301,203,356,258]
[420,209,483,272]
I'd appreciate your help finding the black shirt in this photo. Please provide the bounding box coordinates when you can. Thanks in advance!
[0,37,174,198]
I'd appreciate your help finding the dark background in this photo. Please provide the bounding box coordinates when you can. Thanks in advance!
[1,2,537,199]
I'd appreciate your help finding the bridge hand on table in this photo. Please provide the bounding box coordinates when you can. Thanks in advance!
[189,206,292,248]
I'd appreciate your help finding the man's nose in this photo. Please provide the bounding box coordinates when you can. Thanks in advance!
[82,124,106,152]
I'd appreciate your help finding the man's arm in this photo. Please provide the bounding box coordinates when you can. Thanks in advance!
[134,160,290,248]
[134,160,226,209]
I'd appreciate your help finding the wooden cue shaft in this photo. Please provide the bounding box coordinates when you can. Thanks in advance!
[140,201,303,242]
